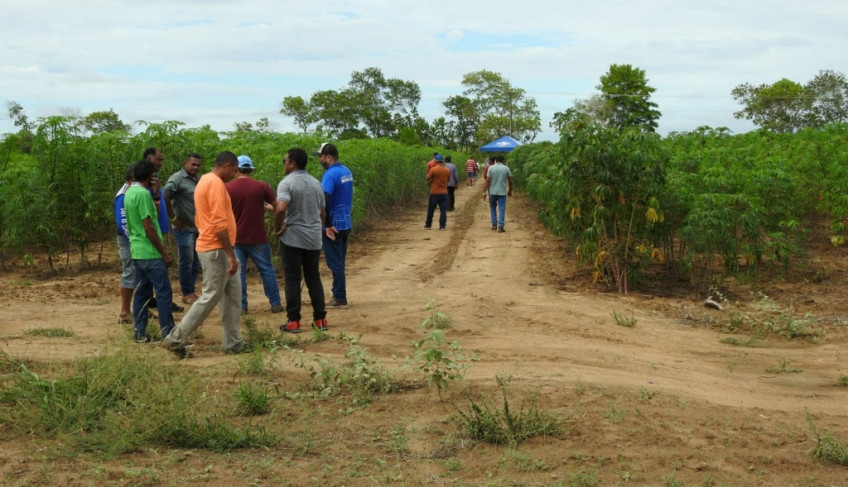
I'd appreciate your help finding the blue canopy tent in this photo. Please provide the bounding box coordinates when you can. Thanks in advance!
[479,135,520,152]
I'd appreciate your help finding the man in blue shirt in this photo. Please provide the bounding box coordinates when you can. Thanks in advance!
[314,143,354,308]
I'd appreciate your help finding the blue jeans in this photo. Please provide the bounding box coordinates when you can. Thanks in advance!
[323,229,350,302]
[235,243,281,310]
[132,258,175,340]
[489,194,507,228]
[173,227,200,296]
[280,242,326,322]
[425,194,448,229]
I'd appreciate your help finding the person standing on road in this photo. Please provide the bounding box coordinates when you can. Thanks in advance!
[445,156,459,211]
[425,154,450,230]
[314,142,353,309]
[426,152,438,172]
[226,155,283,315]
[483,155,513,232]
[275,148,328,334]
[163,153,202,305]
[162,151,250,356]
[124,160,176,343]
[465,156,478,186]
[114,162,136,325]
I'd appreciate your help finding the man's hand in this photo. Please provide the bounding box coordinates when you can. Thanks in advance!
[162,254,174,267]
[275,224,288,238]
[325,226,337,241]
[227,252,238,275]
[172,219,186,231]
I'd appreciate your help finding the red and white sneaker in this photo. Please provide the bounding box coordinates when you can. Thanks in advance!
[280,320,301,334]
[312,318,329,331]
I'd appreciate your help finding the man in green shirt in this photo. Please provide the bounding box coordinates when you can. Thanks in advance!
[125,159,177,343]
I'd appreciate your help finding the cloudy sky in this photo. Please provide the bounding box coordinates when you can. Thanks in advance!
[2,0,845,141]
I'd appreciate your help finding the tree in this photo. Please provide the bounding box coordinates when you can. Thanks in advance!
[731,78,805,133]
[803,70,848,128]
[309,89,360,139]
[280,96,315,134]
[81,109,130,135]
[442,95,478,151]
[6,101,33,132]
[458,70,541,144]
[348,67,421,138]
[597,64,661,132]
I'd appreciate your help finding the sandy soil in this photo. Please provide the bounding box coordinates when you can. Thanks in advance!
[2,182,848,486]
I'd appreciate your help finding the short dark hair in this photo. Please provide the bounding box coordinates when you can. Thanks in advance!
[287,148,308,169]
[238,167,254,175]
[319,143,338,158]
[214,150,238,167]
[445,156,452,163]
[143,147,159,159]
[495,155,506,163]
[185,152,202,161]
[133,160,155,181]
[125,162,137,182]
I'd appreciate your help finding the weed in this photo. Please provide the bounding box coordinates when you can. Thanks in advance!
[23,328,74,338]
[443,458,462,472]
[568,467,598,487]
[639,387,659,401]
[807,412,848,466]
[454,376,566,446]
[405,329,476,397]
[387,426,409,454]
[712,289,823,341]
[718,336,757,347]
[765,359,802,374]
[237,348,272,376]
[604,400,626,423]
[611,310,637,327]
[420,298,453,330]
[235,381,271,416]
[242,316,294,350]
[838,374,848,387]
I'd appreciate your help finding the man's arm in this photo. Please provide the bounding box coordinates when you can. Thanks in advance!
[214,229,238,275]
[507,176,513,196]
[483,176,491,199]
[274,200,288,237]
[142,217,173,266]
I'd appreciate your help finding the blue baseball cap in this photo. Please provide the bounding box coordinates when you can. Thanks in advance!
[237,155,254,169]
[434,154,444,162]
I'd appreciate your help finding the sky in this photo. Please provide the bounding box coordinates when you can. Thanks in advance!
[2,0,846,142]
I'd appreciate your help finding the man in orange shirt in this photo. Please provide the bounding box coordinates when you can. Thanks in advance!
[424,154,451,230]
[162,151,251,357]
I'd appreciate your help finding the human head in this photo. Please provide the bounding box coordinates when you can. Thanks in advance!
[237,155,255,174]
[285,148,308,174]
[133,159,155,183]
[434,154,444,163]
[313,142,339,169]
[445,156,452,163]
[183,152,202,176]
[125,162,137,182]
[143,147,164,170]
[495,155,506,164]
[213,150,239,182]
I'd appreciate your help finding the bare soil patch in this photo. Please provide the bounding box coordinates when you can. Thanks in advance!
[2,183,848,486]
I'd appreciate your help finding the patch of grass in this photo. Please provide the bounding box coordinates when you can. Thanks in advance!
[0,347,276,456]
[712,288,823,341]
[235,381,271,416]
[405,329,476,397]
[454,376,566,446]
[765,359,802,374]
[24,327,75,338]
[611,310,637,328]
[718,336,758,347]
[838,374,848,387]
[807,411,848,466]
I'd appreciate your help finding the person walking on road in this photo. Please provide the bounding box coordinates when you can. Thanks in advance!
[314,142,353,309]
[162,151,250,357]
[445,155,459,211]
[465,157,478,186]
[425,154,450,230]
[226,155,283,315]
[275,148,329,333]
[483,155,513,232]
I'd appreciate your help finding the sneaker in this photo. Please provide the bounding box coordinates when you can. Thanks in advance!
[164,341,195,359]
[134,335,151,344]
[491,224,497,231]
[171,302,185,313]
[226,342,256,354]
[439,227,446,231]
[498,227,505,233]
[424,225,432,230]
[327,298,348,309]
[312,318,329,331]
[270,304,284,313]
[182,294,198,305]
[280,320,301,334]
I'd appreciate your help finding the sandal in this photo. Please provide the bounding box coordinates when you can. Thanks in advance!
[118,316,132,325]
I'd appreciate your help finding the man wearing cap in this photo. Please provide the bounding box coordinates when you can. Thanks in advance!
[425,154,450,230]
[314,143,354,309]
[275,148,328,334]
[226,155,283,315]
[163,153,203,305]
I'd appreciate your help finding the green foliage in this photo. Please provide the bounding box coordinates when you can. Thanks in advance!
[597,64,661,131]
[235,381,271,416]
[454,376,566,446]
[406,329,476,396]
[765,359,802,374]
[611,310,637,328]
[459,70,541,144]
[807,412,848,466]
[297,335,396,406]
[420,298,453,329]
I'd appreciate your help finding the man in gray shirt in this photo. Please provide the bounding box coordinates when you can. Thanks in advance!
[274,148,328,333]
[163,153,202,304]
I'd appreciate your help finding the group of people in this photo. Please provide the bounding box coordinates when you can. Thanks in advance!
[424,154,513,232]
[114,143,354,357]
